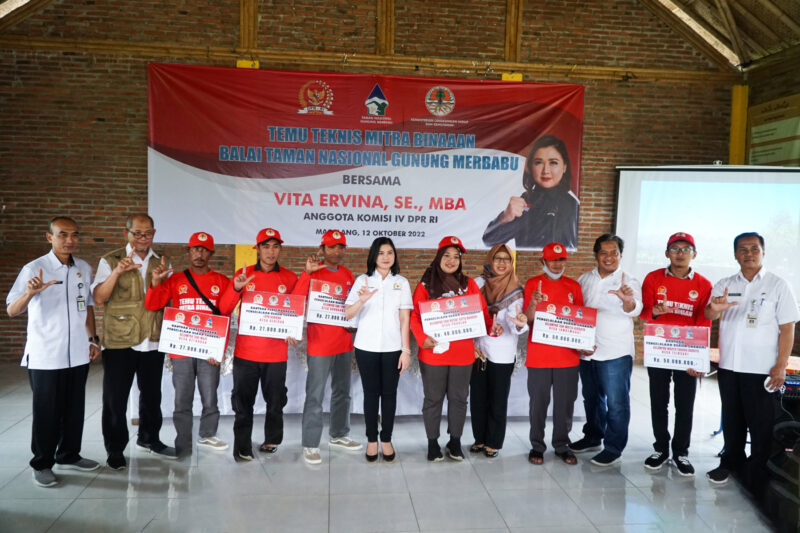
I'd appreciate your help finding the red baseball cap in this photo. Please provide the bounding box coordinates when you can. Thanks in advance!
[542,242,567,261]
[188,232,214,252]
[438,236,466,253]
[253,227,283,248]
[321,229,347,247]
[667,232,695,248]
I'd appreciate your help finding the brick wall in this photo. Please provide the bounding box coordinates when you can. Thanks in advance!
[0,0,737,361]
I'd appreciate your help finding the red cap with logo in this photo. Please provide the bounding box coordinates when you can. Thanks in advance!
[253,227,283,248]
[321,229,347,247]
[542,242,568,261]
[188,232,214,252]
[437,236,466,253]
[666,232,695,249]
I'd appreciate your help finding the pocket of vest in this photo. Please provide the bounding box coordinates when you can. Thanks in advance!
[105,313,141,343]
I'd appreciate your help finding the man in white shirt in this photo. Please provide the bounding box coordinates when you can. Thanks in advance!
[6,217,101,487]
[92,214,176,470]
[570,233,643,466]
[704,232,798,492]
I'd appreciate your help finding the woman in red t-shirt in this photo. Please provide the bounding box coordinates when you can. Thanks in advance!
[410,236,497,462]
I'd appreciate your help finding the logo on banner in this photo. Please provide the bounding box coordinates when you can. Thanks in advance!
[364,84,388,116]
[547,304,556,314]
[446,299,455,309]
[298,80,334,115]
[431,302,441,312]
[269,295,279,306]
[562,306,572,316]
[253,294,264,304]
[334,285,343,295]
[283,297,291,307]
[671,327,681,338]
[191,314,201,325]
[425,86,455,116]
[175,312,186,323]
[205,317,214,328]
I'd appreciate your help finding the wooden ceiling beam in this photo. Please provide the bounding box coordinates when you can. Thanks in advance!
[638,0,736,71]
[670,0,734,50]
[728,0,781,44]
[0,35,742,84]
[759,0,800,34]
[0,0,57,33]
[713,0,748,64]
[504,0,523,62]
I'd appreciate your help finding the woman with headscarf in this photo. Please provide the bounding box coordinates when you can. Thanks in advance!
[410,236,501,462]
[482,134,579,250]
[469,244,529,458]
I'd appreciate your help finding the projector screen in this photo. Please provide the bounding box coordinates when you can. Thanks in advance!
[616,165,800,302]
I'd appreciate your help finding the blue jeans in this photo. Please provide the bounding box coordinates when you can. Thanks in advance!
[579,356,632,456]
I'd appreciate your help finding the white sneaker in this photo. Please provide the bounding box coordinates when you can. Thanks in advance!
[328,436,363,451]
[303,447,322,465]
[198,436,229,451]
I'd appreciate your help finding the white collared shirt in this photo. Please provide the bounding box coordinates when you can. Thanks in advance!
[713,268,799,374]
[346,272,413,352]
[7,251,95,370]
[92,243,160,352]
[474,277,528,364]
[578,267,643,361]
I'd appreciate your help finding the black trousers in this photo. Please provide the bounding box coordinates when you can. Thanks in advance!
[231,357,287,454]
[28,364,90,470]
[355,348,401,443]
[101,348,165,455]
[648,366,697,457]
[469,359,514,449]
[718,368,778,495]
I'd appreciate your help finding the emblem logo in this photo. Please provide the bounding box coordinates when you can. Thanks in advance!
[211,285,220,295]
[655,327,665,337]
[266,229,275,236]
[190,314,201,325]
[547,304,557,314]
[670,327,681,338]
[446,299,455,309]
[283,297,291,307]
[175,312,185,323]
[688,290,699,300]
[205,318,214,328]
[365,84,388,116]
[298,80,334,115]
[562,306,572,316]
[278,284,287,294]
[269,295,279,306]
[246,282,256,292]
[431,302,441,312]
[554,245,563,253]
[178,284,188,295]
[333,231,341,239]
[568,292,574,303]
[425,86,455,116]
[334,285,343,295]
[198,233,208,241]
[322,283,330,293]
[450,237,459,244]
[393,283,401,290]
[657,286,667,294]
[253,294,264,304]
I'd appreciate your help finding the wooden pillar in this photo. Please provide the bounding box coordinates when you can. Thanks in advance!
[729,85,748,164]
[376,0,395,56]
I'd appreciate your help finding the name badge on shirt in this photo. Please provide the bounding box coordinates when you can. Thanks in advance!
[77,295,86,312]
[746,298,758,328]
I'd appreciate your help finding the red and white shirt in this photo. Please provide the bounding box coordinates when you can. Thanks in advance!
[524,274,584,369]
[293,265,354,356]
[640,268,712,327]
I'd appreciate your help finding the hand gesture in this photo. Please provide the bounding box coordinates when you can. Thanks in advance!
[608,273,634,305]
[499,196,528,223]
[708,287,738,313]
[509,311,528,328]
[421,336,437,350]
[652,301,670,317]
[532,280,545,306]
[357,285,378,304]
[490,314,504,336]
[150,256,173,287]
[233,263,256,292]
[304,249,326,274]
[113,249,142,276]
[25,268,58,295]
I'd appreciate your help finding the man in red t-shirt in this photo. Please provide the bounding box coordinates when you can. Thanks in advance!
[640,232,712,477]
[218,228,298,461]
[293,230,360,465]
[145,232,231,457]
[523,242,584,466]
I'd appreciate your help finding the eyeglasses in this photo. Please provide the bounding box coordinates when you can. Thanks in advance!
[668,246,693,254]
[128,230,155,239]
[493,256,513,263]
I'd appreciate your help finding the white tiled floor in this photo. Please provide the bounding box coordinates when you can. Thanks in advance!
[0,361,777,532]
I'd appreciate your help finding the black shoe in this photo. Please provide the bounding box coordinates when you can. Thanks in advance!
[644,451,669,471]
[381,442,396,464]
[365,452,379,463]
[706,465,729,484]
[136,441,178,460]
[445,439,464,461]
[590,450,621,466]
[569,437,602,453]
[427,439,443,462]
[673,456,695,477]
[106,453,127,471]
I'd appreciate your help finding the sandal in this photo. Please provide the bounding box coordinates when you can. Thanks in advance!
[528,449,544,465]
[470,443,485,453]
[259,443,278,453]
[556,450,578,465]
[484,447,499,458]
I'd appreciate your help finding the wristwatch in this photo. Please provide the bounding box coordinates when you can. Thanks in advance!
[89,335,100,343]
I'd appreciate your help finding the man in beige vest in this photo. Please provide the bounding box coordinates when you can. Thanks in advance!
[92,214,176,470]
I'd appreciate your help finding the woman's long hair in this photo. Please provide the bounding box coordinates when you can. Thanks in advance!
[521,135,573,199]
[365,237,400,276]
